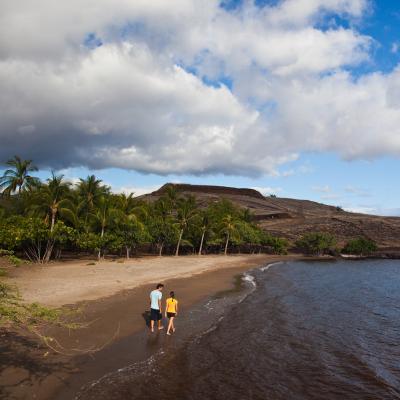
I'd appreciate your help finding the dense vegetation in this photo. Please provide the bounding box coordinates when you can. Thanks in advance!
[295,232,337,256]
[296,232,378,256]
[342,237,378,256]
[0,156,288,262]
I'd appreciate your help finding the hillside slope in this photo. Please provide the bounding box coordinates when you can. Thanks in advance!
[141,183,400,250]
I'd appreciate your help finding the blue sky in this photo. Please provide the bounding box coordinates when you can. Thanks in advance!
[1,0,400,215]
[360,0,400,73]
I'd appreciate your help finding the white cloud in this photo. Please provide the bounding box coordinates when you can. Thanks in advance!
[112,184,160,197]
[16,124,36,135]
[391,42,399,54]
[321,193,341,200]
[0,0,399,176]
[344,205,400,216]
[278,162,314,177]
[344,185,370,197]
[263,0,367,27]
[312,185,332,193]
[312,185,341,201]
[251,186,283,196]
[344,205,376,214]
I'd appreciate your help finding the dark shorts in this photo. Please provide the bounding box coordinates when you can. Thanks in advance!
[167,312,176,319]
[150,308,162,321]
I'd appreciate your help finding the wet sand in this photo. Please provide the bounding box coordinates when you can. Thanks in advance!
[1,254,302,399]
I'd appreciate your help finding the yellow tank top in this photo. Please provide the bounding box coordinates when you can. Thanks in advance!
[166,298,178,313]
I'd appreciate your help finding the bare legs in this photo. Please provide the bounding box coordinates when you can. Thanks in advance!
[150,318,163,332]
[166,317,175,335]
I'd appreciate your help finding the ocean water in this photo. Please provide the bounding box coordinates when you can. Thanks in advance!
[75,260,400,400]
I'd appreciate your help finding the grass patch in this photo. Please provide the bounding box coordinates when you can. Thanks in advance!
[0,268,7,277]
[0,282,62,326]
[26,302,62,324]
[7,255,23,267]
[0,249,14,256]
[0,282,118,356]
[86,262,96,266]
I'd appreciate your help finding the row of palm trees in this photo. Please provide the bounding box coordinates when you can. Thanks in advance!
[0,156,282,262]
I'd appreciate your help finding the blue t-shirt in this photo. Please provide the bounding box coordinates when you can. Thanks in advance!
[150,289,162,310]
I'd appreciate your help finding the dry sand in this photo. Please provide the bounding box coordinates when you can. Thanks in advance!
[8,254,288,307]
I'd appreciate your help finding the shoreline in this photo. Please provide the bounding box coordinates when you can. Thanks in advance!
[6,254,294,307]
[56,264,264,400]
[1,254,303,400]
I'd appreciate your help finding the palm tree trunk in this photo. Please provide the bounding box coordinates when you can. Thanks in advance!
[175,229,183,256]
[224,232,230,255]
[98,225,105,260]
[198,228,205,255]
[159,242,164,257]
[126,246,130,259]
[44,239,54,263]
[50,210,56,233]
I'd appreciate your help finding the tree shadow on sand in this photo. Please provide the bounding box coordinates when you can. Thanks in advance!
[0,328,74,399]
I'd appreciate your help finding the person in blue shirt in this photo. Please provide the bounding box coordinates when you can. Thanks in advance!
[149,283,164,332]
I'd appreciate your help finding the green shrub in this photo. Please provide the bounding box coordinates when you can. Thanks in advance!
[27,302,61,323]
[7,255,22,266]
[0,281,13,298]
[262,234,288,254]
[342,237,377,255]
[0,282,62,326]
[0,249,14,256]
[296,232,336,255]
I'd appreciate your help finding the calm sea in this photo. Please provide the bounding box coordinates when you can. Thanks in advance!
[75,260,400,400]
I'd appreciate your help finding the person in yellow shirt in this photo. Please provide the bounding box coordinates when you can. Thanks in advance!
[165,291,178,335]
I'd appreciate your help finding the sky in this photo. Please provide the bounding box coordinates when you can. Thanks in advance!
[0,0,399,216]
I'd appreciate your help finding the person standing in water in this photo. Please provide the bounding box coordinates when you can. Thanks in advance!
[165,291,178,335]
[150,283,164,332]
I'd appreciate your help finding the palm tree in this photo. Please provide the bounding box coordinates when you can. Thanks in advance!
[242,208,252,223]
[116,193,147,219]
[77,175,109,230]
[197,211,210,255]
[109,193,148,259]
[175,195,197,256]
[115,193,148,231]
[27,173,74,263]
[35,173,73,232]
[150,197,175,256]
[165,185,178,209]
[220,214,239,255]
[90,195,119,259]
[0,156,38,196]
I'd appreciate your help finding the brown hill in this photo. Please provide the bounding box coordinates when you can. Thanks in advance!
[141,183,400,251]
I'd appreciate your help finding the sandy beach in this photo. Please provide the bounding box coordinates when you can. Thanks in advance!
[1,254,299,400]
[7,254,286,307]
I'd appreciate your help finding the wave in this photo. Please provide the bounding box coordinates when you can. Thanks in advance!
[242,272,256,287]
[260,261,283,272]
[74,350,164,399]
[74,270,257,399]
